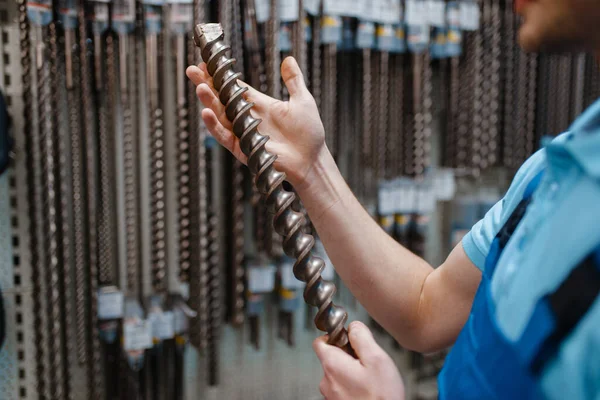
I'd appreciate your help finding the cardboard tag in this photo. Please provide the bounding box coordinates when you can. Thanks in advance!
[321,15,342,44]
[247,265,276,293]
[279,0,300,21]
[375,0,402,24]
[460,1,480,31]
[405,0,425,25]
[173,308,188,334]
[416,183,436,214]
[98,288,124,320]
[356,21,376,49]
[280,262,304,290]
[378,181,396,216]
[123,320,153,351]
[93,3,110,23]
[323,0,358,17]
[255,0,270,23]
[304,0,321,15]
[427,0,446,27]
[149,311,175,340]
[433,168,456,201]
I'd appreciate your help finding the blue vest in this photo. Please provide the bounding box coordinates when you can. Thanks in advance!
[439,171,600,399]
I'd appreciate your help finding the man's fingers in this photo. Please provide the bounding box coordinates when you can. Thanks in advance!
[196,83,233,130]
[281,56,310,99]
[313,336,360,371]
[201,108,247,164]
[348,321,385,365]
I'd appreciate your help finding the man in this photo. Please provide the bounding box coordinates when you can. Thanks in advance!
[187,0,600,397]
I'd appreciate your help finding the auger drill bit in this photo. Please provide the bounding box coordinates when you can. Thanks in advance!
[193,23,353,354]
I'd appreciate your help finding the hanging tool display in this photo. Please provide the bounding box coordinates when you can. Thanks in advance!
[194,22,353,354]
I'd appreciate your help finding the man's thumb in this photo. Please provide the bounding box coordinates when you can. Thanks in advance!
[281,56,309,99]
[348,321,383,364]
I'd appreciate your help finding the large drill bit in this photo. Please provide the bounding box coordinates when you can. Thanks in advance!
[188,0,209,351]
[40,14,68,398]
[194,23,353,354]
[21,1,47,395]
[77,1,105,395]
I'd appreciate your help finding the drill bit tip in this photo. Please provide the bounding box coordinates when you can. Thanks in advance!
[194,23,224,51]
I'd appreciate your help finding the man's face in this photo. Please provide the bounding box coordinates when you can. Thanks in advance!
[516,0,600,52]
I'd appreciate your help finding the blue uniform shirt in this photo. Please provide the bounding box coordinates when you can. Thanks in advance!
[462,98,600,400]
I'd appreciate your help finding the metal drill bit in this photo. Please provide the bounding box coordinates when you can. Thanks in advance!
[21,0,48,395]
[377,48,389,180]
[323,42,338,157]
[194,23,353,354]
[146,5,168,293]
[502,0,516,168]
[39,13,67,398]
[361,48,373,197]
[60,5,88,369]
[207,210,221,385]
[311,14,322,111]
[266,0,281,98]
[188,0,209,352]
[78,0,105,395]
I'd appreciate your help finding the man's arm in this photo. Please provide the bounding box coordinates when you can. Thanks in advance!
[187,58,482,353]
[300,149,482,352]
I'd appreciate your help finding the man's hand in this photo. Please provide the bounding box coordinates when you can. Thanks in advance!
[313,321,405,400]
[186,56,328,190]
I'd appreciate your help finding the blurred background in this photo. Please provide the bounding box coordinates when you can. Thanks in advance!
[0,0,598,399]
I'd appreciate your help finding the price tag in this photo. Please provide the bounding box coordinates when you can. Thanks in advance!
[427,0,446,27]
[416,183,436,214]
[98,288,124,320]
[93,3,110,22]
[375,0,401,24]
[255,0,270,23]
[405,0,425,25]
[378,181,396,215]
[173,308,188,334]
[279,0,299,21]
[281,262,304,289]
[460,1,480,31]
[149,311,175,340]
[433,168,456,201]
[356,21,376,49]
[446,1,461,26]
[27,0,53,25]
[123,320,153,351]
[323,0,358,17]
[247,265,276,293]
[321,15,342,44]
[304,0,321,15]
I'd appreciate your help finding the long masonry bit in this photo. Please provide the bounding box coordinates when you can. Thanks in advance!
[37,5,68,396]
[21,0,48,395]
[194,23,353,354]
[189,0,209,352]
[78,0,105,396]
[223,0,245,328]
[59,0,86,371]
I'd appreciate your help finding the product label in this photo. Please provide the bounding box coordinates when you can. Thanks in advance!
[304,0,320,15]
[247,264,276,293]
[149,311,175,340]
[279,0,300,21]
[255,0,270,23]
[27,0,53,26]
[280,261,304,290]
[376,24,395,51]
[356,21,376,49]
[405,0,426,25]
[123,319,153,351]
[459,1,480,31]
[98,288,124,320]
[321,15,342,44]
[427,0,446,27]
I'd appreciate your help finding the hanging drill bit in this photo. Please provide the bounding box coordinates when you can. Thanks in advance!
[188,0,209,352]
[78,0,105,396]
[194,23,353,354]
[21,0,48,395]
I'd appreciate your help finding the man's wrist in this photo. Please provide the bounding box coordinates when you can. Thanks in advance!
[295,147,346,223]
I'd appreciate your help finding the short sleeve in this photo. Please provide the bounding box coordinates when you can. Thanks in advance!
[461,147,548,272]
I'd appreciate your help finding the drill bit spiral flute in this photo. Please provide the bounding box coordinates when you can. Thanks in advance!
[193,23,354,354]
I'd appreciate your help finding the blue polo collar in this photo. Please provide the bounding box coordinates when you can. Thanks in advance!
[543,98,600,179]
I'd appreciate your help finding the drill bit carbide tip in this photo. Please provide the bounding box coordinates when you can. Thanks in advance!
[194,22,353,353]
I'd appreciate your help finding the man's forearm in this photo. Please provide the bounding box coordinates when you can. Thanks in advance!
[295,148,434,349]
